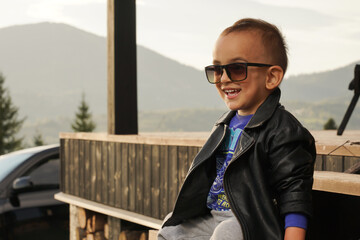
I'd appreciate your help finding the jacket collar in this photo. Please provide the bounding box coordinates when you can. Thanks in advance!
[215,87,281,128]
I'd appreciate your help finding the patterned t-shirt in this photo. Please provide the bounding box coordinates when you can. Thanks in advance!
[206,113,253,211]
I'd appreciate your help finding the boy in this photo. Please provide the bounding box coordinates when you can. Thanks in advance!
[158,18,316,240]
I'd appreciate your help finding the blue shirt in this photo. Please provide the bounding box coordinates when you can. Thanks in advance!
[206,113,253,211]
[205,112,308,229]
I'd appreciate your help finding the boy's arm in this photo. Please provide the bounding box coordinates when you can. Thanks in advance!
[267,124,316,217]
[284,227,306,240]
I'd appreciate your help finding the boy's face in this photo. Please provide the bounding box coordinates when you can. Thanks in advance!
[213,30,272,116]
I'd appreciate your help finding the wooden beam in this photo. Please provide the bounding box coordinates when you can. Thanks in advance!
[107,0,138,134]
[313,171,360,196]
[55,192,162,230]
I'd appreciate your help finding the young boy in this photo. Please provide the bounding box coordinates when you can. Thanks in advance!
[158,18,316,240]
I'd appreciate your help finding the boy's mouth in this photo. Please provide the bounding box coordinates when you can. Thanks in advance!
[223,89,240,98]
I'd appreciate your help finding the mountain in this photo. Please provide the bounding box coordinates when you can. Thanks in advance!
[0,22,107,120]
[282,63,358,102]
[0,22,221,121]
[0,22,359,144]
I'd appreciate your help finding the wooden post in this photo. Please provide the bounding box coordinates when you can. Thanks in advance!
[107,0,138,135]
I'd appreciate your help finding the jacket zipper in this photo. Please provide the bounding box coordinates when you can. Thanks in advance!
[166,124,227,226]
[223,137,255,240]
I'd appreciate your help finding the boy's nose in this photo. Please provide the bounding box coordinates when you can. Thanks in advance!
[220,69,232,83]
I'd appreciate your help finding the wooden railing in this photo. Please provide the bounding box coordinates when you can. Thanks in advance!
[57,131,360,239]
[60,133,203,221]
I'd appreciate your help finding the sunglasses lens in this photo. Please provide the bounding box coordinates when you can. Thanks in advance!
[227,63,246,81]
[205,66,222,83]
[205,63,247,83]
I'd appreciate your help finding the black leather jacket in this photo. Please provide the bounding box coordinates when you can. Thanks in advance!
[163,88,316,240]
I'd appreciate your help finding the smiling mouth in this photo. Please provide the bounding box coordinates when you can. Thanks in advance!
[224,89,240,97]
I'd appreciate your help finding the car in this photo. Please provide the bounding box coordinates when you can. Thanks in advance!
[0,145,69,240]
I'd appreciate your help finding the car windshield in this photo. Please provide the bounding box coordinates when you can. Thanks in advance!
[0,151,35,183]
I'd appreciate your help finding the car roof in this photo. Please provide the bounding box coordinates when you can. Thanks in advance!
[1,144,59,158]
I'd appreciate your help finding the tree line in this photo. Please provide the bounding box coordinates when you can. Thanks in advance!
[1,68,339,155]
[0,71,96,155]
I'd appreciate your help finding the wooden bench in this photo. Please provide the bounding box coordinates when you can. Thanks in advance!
[56,170,360,239]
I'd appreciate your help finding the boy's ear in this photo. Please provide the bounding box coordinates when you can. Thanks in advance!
[265,66,283,90]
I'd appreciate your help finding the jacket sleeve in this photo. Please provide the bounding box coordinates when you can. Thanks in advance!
[267,121,316,218]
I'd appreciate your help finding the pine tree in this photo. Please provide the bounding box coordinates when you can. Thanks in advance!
[0,72,25,154]
[323,118,337,130]
[33,130,45,146]
[71,94,96,132]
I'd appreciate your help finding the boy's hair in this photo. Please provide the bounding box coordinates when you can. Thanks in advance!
[222,18,288,74]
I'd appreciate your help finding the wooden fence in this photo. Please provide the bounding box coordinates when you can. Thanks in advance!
[61,138,200,220]
[57,131,360,239]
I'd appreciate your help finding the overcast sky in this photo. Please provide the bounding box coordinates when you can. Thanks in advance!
[0,0,359,76]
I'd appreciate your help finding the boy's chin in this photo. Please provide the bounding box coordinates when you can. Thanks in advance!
[225,104,241,111]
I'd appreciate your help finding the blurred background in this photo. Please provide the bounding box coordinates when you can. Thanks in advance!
[0,0,359,146]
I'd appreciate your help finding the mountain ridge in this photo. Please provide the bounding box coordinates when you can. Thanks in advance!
[0,22,359,144]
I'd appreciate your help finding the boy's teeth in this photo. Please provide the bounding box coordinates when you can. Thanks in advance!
[225,89,239,93]
[224,89,240,96]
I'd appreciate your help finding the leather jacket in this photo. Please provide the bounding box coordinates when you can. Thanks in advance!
[163,88,316,240]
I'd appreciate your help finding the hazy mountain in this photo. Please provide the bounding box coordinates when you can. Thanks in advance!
[0,22,359,144]
[282,63,358,102]
[0,22,221,120]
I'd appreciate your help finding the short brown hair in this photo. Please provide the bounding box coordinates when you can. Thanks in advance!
[222,18,288,74]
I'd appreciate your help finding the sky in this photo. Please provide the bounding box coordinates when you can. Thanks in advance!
[0,0,359,76]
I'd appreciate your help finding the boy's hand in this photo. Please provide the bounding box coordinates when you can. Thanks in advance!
[284,227,306,240]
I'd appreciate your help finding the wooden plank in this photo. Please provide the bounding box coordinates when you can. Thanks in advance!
[314,154,324,171]
[313,171,360,196]
[74,140,80,197]
[60,132,208,147]
[160,145,169,219]
[178,146,189,186]
[108,216,121,240]
[95,141,103,202]
[62,139,69,193]
[128,143,136,212]
[107,0,115,134]
[115,142,122,208]
[108,142,116,206]
[102,141,109,205]
[59,139,63,192]
[168,146,178,211]
[60,131,360,156]
[143,144,152,217]
[135,144,144,214]
[344,156,360,172]
[148,230,158,240]
[84,140,91,200]
[79,140,85,198]
[55,192,162,229]
[90,141,97,202]
[324,155,344,172]
[121,143,129,209]
[69,139,75,195]
[151,145,160,219]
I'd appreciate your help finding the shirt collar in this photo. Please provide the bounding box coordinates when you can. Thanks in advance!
[215,88,281,128]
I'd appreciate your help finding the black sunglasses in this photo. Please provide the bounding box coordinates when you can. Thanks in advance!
[204,62,273,84]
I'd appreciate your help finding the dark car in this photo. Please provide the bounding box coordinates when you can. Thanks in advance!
[0,145,69,240]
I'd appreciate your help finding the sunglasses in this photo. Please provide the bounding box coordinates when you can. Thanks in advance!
[204,62,273,84]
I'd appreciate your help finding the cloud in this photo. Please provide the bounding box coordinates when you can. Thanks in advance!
[253,0,360,18]
[26,0,106,20]
[136,0,147,6]
[27,2,65,20]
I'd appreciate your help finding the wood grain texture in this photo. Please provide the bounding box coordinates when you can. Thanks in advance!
[151,145,160,219]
